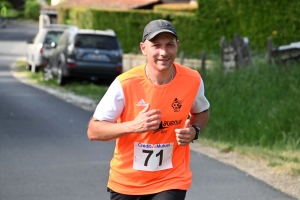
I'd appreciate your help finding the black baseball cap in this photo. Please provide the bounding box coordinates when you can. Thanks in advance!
[142,19,178,42]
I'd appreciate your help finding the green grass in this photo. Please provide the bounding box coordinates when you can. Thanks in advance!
[199,54,300,175]
[14,60,108,102]
[203,58,300,151]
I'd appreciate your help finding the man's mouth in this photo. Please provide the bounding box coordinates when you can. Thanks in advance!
[158,58,170,62]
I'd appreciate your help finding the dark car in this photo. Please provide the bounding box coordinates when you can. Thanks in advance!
[26,24,75,73]
[43,27,123,85]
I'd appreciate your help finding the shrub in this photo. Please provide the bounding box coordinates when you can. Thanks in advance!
[0,1,13,9]
[24,0,40,20]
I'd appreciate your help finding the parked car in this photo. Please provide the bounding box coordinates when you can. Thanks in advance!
[26,24,76,73]
[43,27,123,85]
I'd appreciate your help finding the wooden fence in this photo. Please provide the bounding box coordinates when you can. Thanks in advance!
[220,34,253,72]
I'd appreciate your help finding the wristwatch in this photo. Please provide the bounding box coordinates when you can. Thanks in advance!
[191,125,200,141]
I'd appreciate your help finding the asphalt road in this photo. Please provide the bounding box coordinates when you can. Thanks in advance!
[0,21,297,200]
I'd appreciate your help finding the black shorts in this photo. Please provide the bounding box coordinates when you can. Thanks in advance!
[108,188,186,200]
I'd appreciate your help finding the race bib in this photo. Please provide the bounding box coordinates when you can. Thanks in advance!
[133,142,174,171]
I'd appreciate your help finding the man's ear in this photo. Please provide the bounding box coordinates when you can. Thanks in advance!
[140,42,147,55]
[176,40,180,47]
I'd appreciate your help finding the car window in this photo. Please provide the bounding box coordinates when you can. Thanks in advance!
[74,34,119,50]
[44,31,63,44]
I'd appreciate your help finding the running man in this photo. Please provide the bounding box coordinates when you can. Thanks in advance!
[87,19,210,200]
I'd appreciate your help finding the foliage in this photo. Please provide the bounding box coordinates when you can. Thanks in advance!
[24,0,40,20]
[0,0,21,18]
[7,9,21,18]
[0,1,13,9]
[57,7,205,55]
[58,0,300,54]
[197,0,300,51]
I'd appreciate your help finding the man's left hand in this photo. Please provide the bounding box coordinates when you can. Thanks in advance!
[175,119,195,146]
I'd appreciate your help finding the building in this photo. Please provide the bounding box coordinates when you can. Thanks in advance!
[39,0,196,28]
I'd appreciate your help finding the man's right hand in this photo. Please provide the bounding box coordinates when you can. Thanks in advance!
[129,104,162,133]
[87,104,162,141]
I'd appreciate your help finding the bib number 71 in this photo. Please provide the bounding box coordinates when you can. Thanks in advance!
[142,149,163,166]
[133,142,174,171]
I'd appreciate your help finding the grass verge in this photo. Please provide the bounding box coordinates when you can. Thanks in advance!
[14,59,108,102]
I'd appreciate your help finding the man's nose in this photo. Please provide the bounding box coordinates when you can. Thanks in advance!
[159,46,168,55]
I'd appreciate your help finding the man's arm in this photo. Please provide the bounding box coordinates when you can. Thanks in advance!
[87,118,133,141]
[87,104,162,141]
[189,109,210,132]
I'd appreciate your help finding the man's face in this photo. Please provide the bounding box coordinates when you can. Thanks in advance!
[140,32,179,71]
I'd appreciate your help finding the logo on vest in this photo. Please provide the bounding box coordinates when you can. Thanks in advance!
[153,119,183,134]
[171,98,182,112]
[136,99,148,106]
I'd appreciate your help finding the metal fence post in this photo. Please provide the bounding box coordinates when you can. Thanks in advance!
[180,51,185,65]
[201,51,206,76]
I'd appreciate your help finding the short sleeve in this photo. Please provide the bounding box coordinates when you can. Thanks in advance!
[190,79,210,114]
[93,78,125,122]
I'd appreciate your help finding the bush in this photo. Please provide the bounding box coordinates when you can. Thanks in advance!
[197,0,300,51]
[24,0,40,20]
[58,0,300,54]
[1,1,21,19]
[58,7,205,55]
[0,1,13,9]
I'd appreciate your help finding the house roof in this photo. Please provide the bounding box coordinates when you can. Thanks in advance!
[47,0,162,10]
[41,0,194,14]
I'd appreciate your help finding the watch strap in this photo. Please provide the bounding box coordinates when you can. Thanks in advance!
[191,125,200,141]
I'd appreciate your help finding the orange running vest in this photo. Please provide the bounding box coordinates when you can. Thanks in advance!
[108,63,201,195]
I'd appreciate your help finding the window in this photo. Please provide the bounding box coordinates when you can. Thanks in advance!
[44,31,63,44]
[74,34,119,50]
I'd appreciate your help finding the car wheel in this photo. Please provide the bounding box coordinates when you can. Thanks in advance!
[57,64,67,86]
[26,63,31,71]
[43,64,53,81]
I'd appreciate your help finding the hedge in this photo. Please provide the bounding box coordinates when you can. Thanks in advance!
[58,7,203,55]
[197,0,300,51]
[24,0,40,20]
[57,0,300,54]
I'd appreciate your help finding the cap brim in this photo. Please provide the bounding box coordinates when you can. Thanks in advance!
[145,29,177,41]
